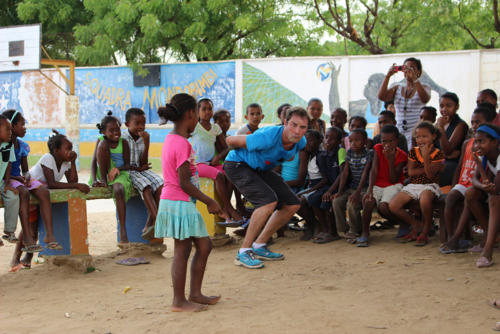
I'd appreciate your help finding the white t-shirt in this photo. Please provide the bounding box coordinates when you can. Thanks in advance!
[190,122,222,163]
[485,154,500,175]
[307,155,322,180]
[29,153,71,183]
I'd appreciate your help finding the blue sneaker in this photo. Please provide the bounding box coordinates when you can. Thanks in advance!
[234,250,264,269]
[252,246,285,261]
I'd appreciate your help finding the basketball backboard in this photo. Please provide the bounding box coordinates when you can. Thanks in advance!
[0,24,41,72]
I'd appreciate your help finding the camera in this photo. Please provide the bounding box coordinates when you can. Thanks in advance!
[396,65,406,71]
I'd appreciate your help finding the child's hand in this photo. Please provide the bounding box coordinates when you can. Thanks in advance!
[4,184,18,195]
[24,174,31,186]
[107,167,120,182]
[420,143,432,159]
[482,181,496,193]
[76,183,91,194]
[210,156,220,166]
[349,191,361,204]
[322,192,332,202]
[92,180,106,187]
[140,131,150,142]
[67,151,77,162]
[138,163,152,171]
[206,199,223,216]
[363,191,373,203]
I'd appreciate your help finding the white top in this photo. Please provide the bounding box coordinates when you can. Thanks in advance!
[485,155,500,175]
[29,153,71,183]
[236,124,253,135]
[190,122,222,163]
[307,156,322,180]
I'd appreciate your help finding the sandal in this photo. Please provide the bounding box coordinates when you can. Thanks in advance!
[476,256,493,268]
[45,241,63,250]
[399,233,417,243]
[21,244,43,253]
[217,219,244,228]
[469,244,483,253]
[356,236,369,247]
[414,235,428,247]
[488,299,500,310]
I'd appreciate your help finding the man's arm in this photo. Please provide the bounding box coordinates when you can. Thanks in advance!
[226,135,247,149]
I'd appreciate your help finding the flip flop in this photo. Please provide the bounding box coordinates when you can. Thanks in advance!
[2,233,19,243]
[116,258,141,266]
[45,241,63,250]
[439,244,456,254]
[494,322,500,331]
[414,235,428,247]
[21,244,43,253]
[476,256,493,268]
[356,236,369,247]
[217,219,244,228]
[141,225,155,240]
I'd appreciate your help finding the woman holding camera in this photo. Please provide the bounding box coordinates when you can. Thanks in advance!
[378,57,431,148]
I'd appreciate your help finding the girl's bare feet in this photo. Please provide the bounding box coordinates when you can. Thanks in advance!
[171,300,208,312]
[189,294,221,305]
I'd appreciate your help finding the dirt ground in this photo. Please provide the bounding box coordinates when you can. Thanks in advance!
[1,210,500,334]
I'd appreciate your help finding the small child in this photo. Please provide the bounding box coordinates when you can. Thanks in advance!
[476,88,499,127]
[156,93,222,312]
[236,103,264,135]
[332,129,373,240]
[213,109,231,137]
[470,124,500,267]
[276,103,291,125]
[0,115,40,252]
[90,112,133,245]
[11,130,90,270]
[348,115,372,149]
[191,98,238,224]
[359,125,408,247]
[372,110,408,153]
[419,106,437,124]
[296,130,323,240]
[440,105,496,253]
[389,121,445,246]
[122,108,163,239]
[307,98,326,136]
[300,127,345,243]
[330,108,349,149]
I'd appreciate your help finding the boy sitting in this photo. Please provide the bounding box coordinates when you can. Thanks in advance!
[358,125,407,247]
[372,110,408,153]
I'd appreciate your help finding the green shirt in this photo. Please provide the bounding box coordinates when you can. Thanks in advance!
[0,142,15,184]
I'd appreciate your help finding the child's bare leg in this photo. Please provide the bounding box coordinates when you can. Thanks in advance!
[389,192,419,237]
[326,209,338,237]
[444,190,463,240]
[214,173,240,221]
[466,188,489,246]
[480,195,500,261]
[20,220,37,265]
[312,207,328,234]
[361,197,376,238]
[297,199,317,240]
[142,186,157,230]
[10,230,23,267]
[17,187,36,245]
[445,202,472,249]
[31,186,56,243]
[171,238,206,312]
[189,237,220,305]
[419,190,435,237]
[113,183,128,243]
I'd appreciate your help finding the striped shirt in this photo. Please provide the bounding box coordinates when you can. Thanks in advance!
[394,84,430,148]
[122,130,145,167]
[346,148,373,189]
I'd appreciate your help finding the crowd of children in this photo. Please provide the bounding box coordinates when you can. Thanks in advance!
[1,75,500,312]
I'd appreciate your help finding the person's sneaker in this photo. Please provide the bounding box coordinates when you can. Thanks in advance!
[234,250,264,269]
[252,246,285,261]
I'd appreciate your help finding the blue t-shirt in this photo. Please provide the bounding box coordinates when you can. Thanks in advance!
[226,126,306,171]
[11,138,30,177]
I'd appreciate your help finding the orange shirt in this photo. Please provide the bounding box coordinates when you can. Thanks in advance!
[458,139,476,188]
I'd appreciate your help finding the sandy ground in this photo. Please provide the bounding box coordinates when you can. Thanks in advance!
[1,207,500,334]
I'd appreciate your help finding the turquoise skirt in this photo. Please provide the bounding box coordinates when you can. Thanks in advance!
[155,199,209,240]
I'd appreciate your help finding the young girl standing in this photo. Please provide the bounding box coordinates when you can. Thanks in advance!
[389,122,445,246]
[156,93,222,312]
[90,112,132,245]
[307,98,326,136]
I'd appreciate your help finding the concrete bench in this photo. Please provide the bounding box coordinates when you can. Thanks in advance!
[0,178,230,259]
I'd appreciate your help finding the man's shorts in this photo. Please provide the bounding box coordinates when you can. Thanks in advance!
[224,161,300,209]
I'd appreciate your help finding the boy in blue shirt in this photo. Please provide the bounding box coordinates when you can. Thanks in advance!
[225,107,308,269]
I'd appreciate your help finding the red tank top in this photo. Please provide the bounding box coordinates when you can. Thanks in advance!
[458,139,476,188]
